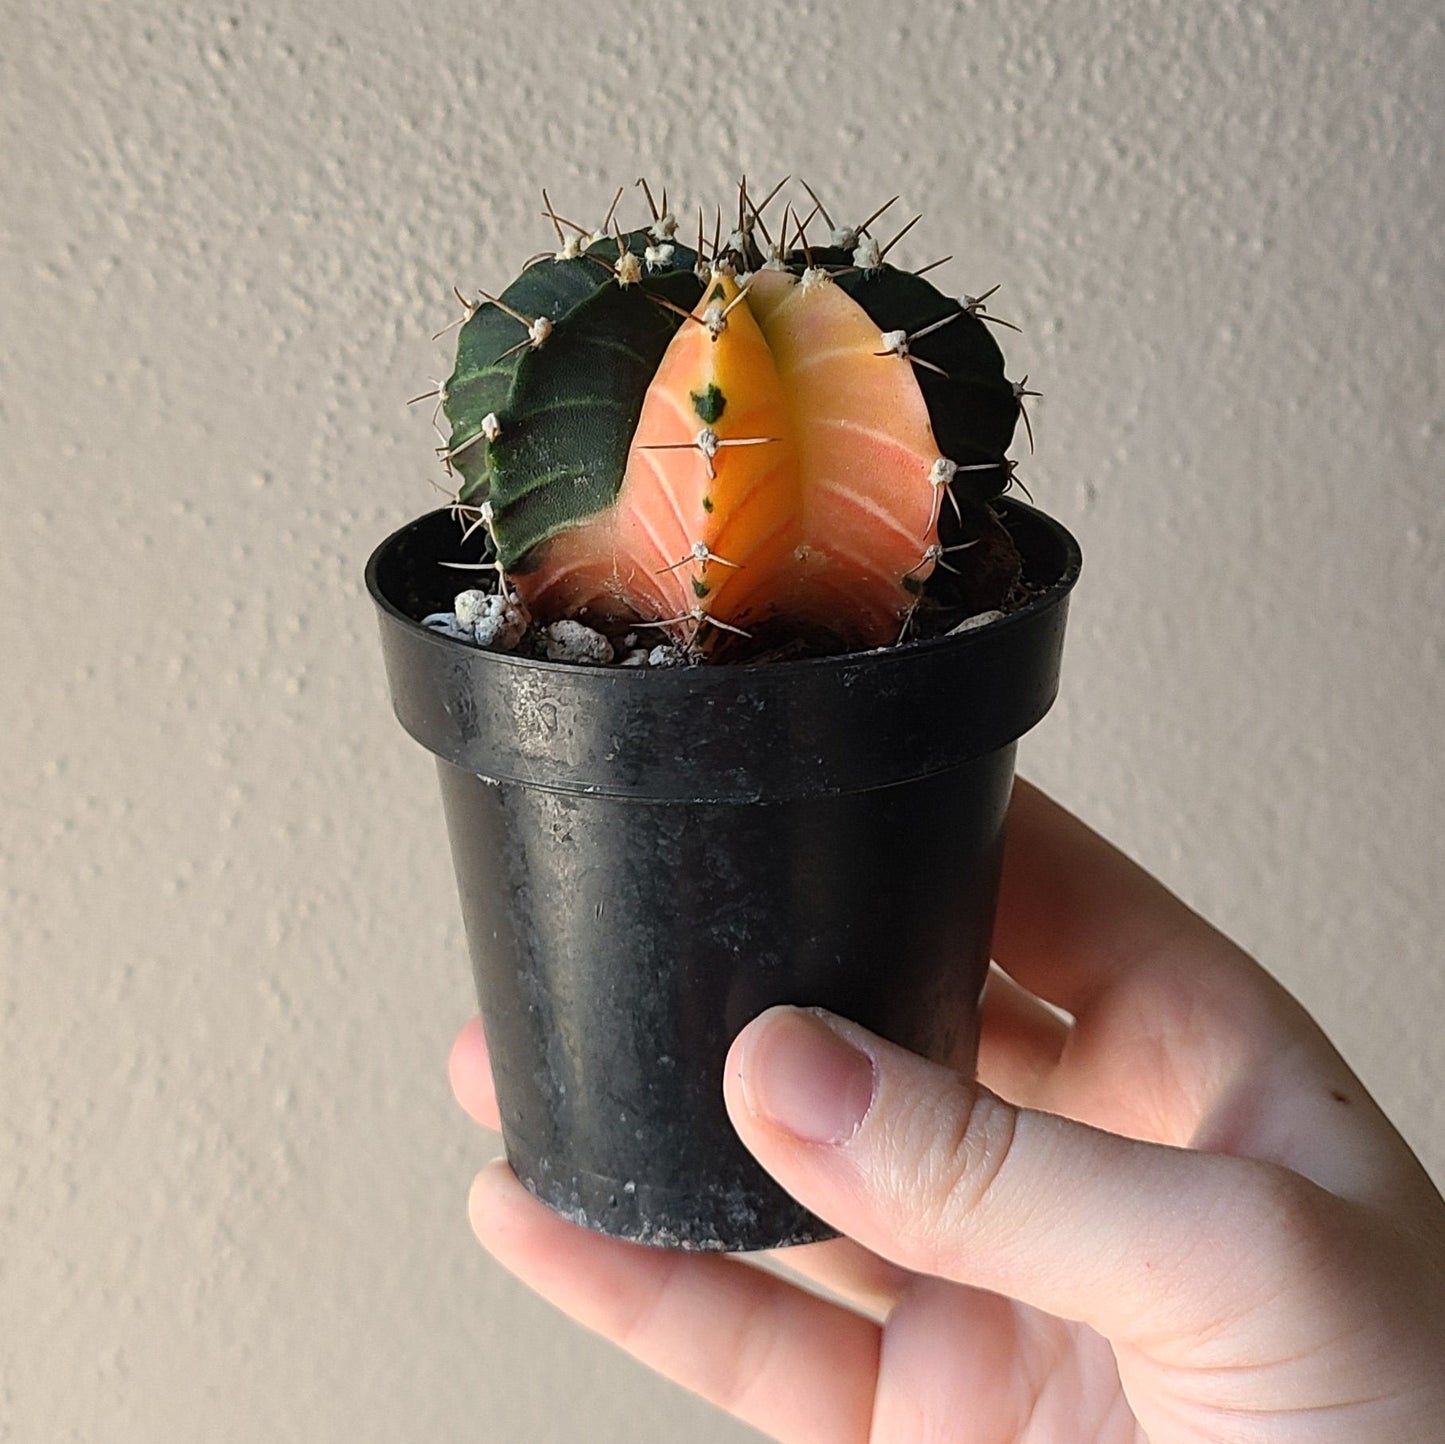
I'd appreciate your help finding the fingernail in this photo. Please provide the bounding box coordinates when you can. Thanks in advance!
[741,1008,876,1144]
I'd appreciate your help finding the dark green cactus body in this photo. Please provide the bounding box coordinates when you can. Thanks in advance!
[442,230,703,568]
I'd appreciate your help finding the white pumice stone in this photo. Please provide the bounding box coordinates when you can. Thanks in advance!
[453,589,492,628]
[421,612,474,642]
[947,610,1005,635]
[543,619,614,665]
[619,648,651,667]
[456,590,530,650]
[647,643,688,668]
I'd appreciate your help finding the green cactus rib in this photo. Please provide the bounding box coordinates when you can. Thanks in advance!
[797,247,1021,501]
[442,230,703,567]
[443,258,601,489]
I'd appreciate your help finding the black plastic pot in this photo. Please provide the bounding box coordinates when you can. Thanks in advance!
[366,500,1080,1251]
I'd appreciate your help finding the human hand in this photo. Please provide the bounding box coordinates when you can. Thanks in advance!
[450,780,1445,1442]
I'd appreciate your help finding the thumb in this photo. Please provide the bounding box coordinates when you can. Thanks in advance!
[724,1006,1321,1341]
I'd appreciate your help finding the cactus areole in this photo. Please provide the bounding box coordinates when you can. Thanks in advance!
[428,181,1038,660]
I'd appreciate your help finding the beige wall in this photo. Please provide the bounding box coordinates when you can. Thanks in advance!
[3,0,1441,1439]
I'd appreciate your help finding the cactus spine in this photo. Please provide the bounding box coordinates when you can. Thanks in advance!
[430,181,1029,657]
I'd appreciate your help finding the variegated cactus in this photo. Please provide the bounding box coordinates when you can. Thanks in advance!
[421,180,1034,657]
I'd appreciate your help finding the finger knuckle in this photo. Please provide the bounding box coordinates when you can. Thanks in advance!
[1226,1157,1350,1282]
[709,1294,786,1416]
[891,1081,1020,1266]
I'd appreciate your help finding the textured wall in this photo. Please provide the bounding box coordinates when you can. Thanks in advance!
[2,0,1441,1439]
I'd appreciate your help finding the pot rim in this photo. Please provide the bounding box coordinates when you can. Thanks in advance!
[368,499,1081,797]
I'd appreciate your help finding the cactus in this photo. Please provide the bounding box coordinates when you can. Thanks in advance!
[424,180,1032,658]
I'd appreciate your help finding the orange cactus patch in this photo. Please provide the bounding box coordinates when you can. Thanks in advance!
[746,268,943,640]
[513,269,946,650]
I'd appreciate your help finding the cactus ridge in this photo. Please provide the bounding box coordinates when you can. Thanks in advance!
[816,254,1020,497]
[442,230,704,565]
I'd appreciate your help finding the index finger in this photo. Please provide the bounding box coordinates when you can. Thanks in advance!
[991,782,1438,1207]
[992,778,1265,1018]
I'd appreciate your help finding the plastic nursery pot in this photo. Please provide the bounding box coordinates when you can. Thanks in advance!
[366,499,1081,1251]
